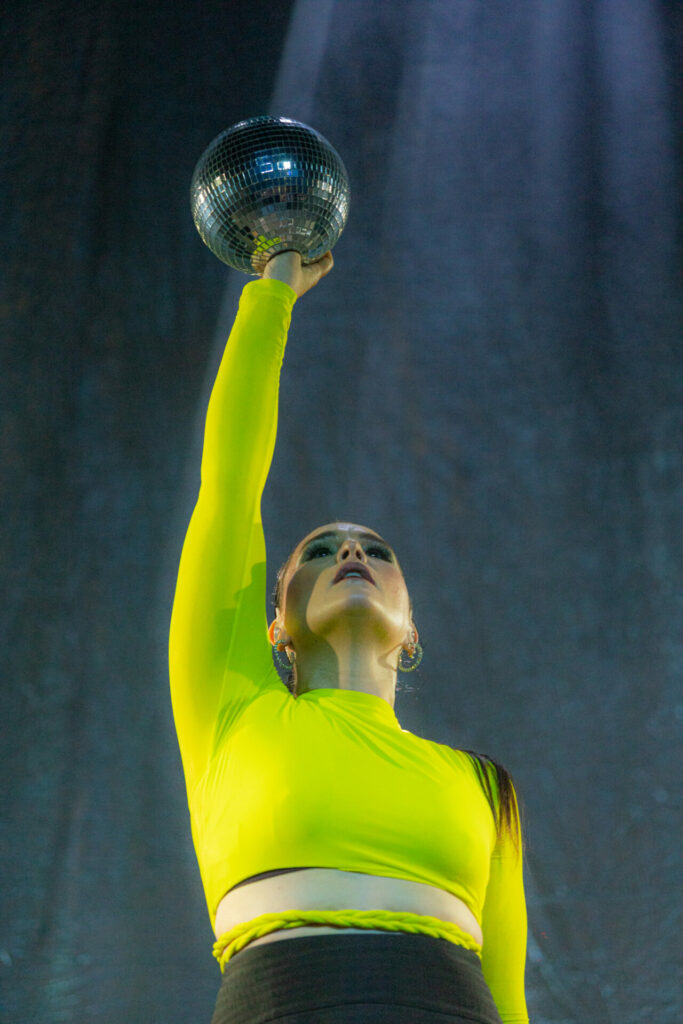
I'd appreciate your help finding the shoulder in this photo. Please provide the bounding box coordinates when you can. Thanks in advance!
[459,749,523,852]
[460,748,514,791]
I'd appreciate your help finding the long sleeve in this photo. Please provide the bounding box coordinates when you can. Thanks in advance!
[169,277,297,791]
[480,789,529,1024]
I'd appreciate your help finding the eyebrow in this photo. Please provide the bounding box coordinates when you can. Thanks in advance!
[300,530,390,553]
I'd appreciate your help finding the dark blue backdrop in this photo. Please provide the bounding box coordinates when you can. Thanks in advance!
[1,2,680,1021]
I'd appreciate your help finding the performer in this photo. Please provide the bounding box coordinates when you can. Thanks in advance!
[169,251,529,1023]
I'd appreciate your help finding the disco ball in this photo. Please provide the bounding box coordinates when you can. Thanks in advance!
[190,115,351,274]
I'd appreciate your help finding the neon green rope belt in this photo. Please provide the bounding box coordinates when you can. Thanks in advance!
[213,908,482,972]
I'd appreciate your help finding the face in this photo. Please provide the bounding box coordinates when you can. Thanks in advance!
[275,522,415,651]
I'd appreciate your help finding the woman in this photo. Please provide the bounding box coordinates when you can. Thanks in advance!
[169,251,529,1023]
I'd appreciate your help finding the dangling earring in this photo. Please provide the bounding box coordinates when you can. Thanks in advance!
[272,629,296,671]
[398,638,423,673]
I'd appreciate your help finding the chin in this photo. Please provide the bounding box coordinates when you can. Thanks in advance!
[307,593,401,638]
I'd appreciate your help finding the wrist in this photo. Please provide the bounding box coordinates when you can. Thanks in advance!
[252,276,298,303]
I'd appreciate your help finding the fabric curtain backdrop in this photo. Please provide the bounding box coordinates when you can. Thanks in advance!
[1,1,680,1022]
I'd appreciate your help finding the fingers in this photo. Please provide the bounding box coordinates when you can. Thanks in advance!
[261,249,334,295]
[312,251,334,277]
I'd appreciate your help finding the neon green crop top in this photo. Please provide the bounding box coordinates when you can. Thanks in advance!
[169,277,528,1023]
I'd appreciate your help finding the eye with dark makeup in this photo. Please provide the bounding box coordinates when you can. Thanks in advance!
[302,543,333,560]
[366,546,393,561]
[302,541,393,563]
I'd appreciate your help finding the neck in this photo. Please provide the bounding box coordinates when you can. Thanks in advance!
[292,633,399,707]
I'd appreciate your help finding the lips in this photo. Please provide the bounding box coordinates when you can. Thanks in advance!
[333,561,375,586]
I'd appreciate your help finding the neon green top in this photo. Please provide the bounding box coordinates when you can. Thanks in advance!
[169,277,529,1023]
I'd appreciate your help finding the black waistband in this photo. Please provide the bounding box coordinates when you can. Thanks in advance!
[211,931,503,1024]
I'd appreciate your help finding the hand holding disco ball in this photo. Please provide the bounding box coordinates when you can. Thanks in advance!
[190,115,351,275]
[261,249,335,299]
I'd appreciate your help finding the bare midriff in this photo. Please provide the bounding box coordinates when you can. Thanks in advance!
[214,868,483,956]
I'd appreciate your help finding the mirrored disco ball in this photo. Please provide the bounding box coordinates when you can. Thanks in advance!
[190,115,351,274]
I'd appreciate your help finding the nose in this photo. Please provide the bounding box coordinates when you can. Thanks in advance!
[337,538,367,564]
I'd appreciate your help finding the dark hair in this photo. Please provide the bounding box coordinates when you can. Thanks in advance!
[461,751,523,853]
[270,549,298,696]
[270,540,521,851]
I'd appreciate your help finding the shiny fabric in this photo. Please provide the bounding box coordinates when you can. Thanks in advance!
[209,932,506,1024]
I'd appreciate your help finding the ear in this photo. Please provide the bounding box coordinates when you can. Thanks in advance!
[404,624,419,647]
[268,615,291,647]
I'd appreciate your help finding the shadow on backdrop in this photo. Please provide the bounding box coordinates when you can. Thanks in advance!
[1,1,680,1022]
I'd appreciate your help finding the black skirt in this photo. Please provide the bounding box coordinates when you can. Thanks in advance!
[210,931,503,1024]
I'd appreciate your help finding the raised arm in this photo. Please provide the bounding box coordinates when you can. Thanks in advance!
[169,252,333,785]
